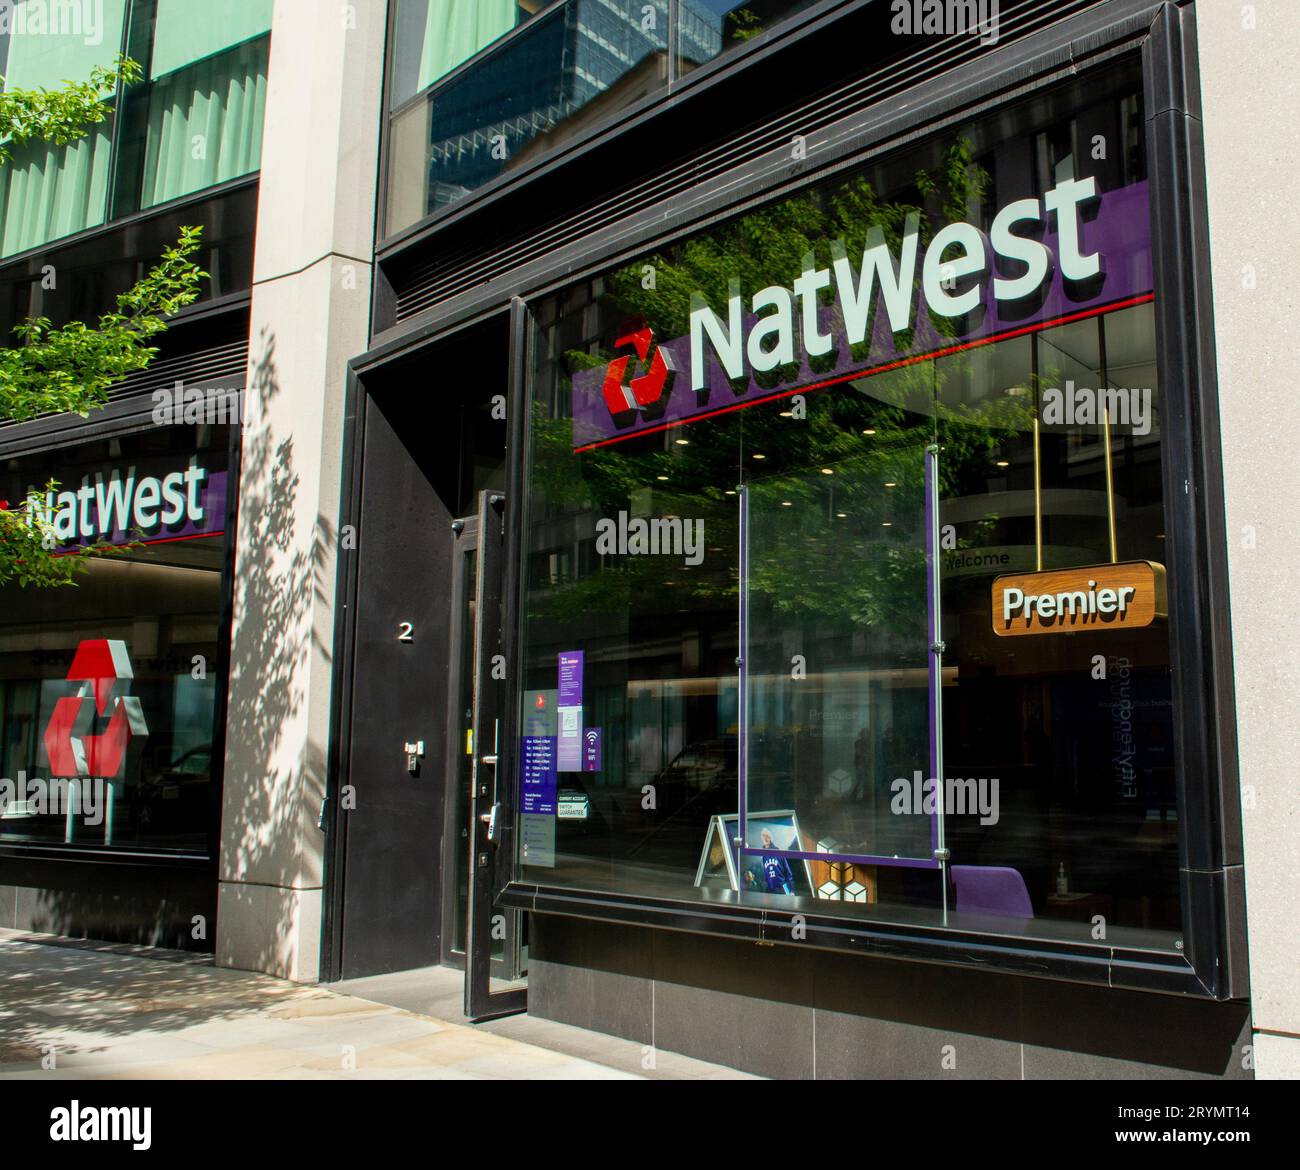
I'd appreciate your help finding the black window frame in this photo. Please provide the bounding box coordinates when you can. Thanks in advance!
[345,0,1242,999]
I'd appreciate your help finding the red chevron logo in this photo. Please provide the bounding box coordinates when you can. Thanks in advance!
[42,639,148,780]
[601,325,676,424]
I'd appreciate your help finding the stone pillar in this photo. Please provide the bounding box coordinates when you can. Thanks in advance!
[216,0,386,981]
[1196,0,1300,1079]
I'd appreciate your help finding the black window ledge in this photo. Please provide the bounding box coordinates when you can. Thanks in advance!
[499,879,1221,999]
[0,843,213,868]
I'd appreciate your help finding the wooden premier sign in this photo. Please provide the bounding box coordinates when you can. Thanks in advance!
[992,561,1167,637]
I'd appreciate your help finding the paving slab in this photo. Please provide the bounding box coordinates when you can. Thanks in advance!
[0,931,639,1081]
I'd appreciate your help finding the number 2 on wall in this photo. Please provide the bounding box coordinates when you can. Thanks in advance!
[397,622,414,643]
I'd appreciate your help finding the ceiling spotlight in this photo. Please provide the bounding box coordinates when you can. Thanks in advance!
[862,428,876,436]
[821,468,834,475]
[752,453,766,460]
[884,482,897,488]
[996,460,1009,468]
[782,501,793,507]
[656,475,670,481]
[675,438,689,446]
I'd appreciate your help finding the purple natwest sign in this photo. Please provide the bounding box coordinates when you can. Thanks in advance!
[573,179,1153,450]
[34,461,228,551]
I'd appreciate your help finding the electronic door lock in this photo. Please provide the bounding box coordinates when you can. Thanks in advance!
[404,739,425,775]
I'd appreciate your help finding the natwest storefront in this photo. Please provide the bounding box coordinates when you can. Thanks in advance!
[0,422,238,947]
[331,0,1246,1076]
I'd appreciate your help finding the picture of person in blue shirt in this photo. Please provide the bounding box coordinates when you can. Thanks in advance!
[758,827,795,894]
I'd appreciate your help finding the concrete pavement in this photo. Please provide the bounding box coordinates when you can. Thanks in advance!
[0,930,749,1080]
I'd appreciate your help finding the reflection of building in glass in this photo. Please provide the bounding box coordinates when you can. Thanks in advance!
[678,0,806,69]
[423,1,687,208]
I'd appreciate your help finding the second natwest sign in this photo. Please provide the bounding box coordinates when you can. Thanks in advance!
[24,457,226,550]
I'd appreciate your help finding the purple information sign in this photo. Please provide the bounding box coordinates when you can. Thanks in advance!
[520,736,557,815]
[557,651,584,772]
[557,652,584,707]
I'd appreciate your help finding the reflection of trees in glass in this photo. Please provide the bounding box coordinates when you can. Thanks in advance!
[532,138,1036,626]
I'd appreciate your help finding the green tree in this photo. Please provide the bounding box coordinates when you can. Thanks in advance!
[0,56,207,587]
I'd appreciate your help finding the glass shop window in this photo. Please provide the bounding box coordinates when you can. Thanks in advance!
[0,0,129,257]
[516,57,1185,952]
[0,425,232,857]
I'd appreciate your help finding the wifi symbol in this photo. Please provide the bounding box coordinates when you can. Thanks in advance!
[585,730,599,745]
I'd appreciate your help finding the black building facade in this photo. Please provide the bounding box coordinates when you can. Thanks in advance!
[326,0,1249,1078]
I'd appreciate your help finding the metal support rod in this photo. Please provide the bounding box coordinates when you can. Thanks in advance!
[1033,416,1043,572]
[1103,407,1118,563]
[925,445,947,920]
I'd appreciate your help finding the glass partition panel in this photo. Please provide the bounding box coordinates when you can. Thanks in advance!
[741,422,939,909]
[390,0,538,108]
[516,389,740,894]
[0,0,127,90]
[0,123,114,257]
[136,37,269,208]
[151,0,272,79]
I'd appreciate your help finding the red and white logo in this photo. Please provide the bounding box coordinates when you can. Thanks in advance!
[42,640,148,780]
[600,324,676,425]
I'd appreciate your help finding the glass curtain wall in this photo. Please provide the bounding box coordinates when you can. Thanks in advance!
[0,0,128,256]
[517,58,1181,952]
[0,0,271,257]
[133,0,271,209]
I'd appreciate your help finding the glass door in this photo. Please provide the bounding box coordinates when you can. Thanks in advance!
[461,489,527,1020]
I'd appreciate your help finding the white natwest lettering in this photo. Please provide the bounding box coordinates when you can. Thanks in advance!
[689,178,1099,393]
[30,461,209,544]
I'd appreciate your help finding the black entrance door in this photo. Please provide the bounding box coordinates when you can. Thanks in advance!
[328,311,515,980]
[332,393,454,978]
